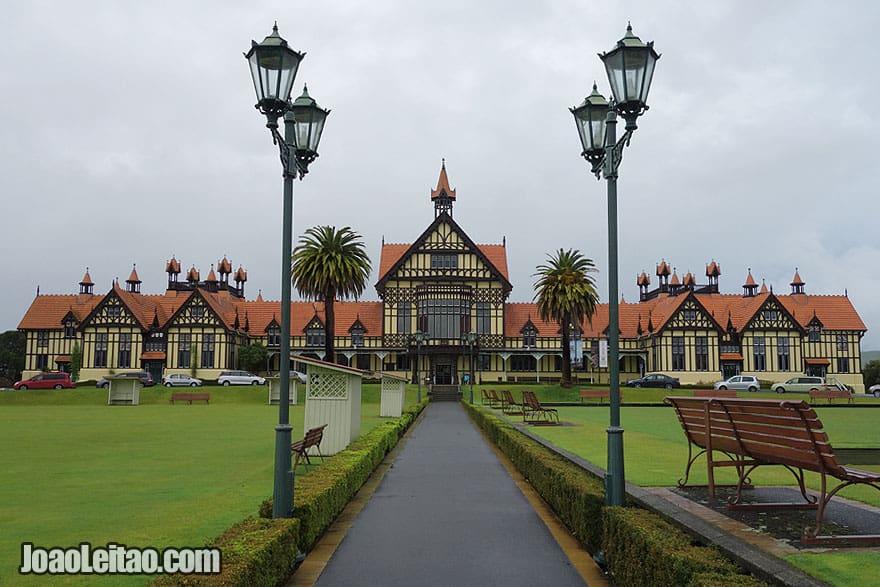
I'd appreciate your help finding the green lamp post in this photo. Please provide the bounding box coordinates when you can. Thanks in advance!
[415,330,427,403]
[245,24,330,519]
[570,23,659,507]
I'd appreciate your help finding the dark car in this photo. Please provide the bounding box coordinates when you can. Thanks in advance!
[95,371,155,389]
[625,373,680,389]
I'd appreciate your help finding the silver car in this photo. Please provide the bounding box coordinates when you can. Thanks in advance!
[162,374,203,387]
[771,376,825,394]
[713,375,760,392]
[217,370,266,386]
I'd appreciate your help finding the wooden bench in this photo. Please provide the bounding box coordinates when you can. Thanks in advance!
[291,424,327,469]
[578,388,625,403]
[522,390,559,425]
[481,389,500,407]
[692,389,737,398]
[808,388,853,404]
[170,392,210,404]
[500,389,523,415]
[665,396,880,544]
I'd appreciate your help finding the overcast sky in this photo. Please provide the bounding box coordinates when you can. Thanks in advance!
[3,2,880,348]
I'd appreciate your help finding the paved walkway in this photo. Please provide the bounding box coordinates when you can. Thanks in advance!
[311,402,590,586]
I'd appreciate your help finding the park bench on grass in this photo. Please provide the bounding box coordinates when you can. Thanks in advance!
[522,390,559,425]
[578,388,626,403]
[170,392,210,404]
[665,396,880,544]
[291,424,328,469]
[808,388,854,404]
[692,389,737,398]
[500,389,523,415]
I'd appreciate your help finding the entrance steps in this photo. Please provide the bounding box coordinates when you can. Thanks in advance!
[428,385,462,402]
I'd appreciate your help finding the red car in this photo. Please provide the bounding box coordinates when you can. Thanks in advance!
[14,372,75,390]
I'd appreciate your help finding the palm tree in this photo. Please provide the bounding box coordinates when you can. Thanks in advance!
[291,226,372,363]
[533,248,599,387]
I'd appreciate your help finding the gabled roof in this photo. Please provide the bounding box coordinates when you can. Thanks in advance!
[375,211,511,291]
[18,295,102,329]
[504,303,559,337]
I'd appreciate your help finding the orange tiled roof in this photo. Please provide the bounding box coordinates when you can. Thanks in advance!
[165,257,181,274]
[127,266,141,283]
[743,271,756,287]
[791,270,804,286]
[504,303,559,337]
[234,266,247,282]
[80,270,93,286]
[430,161,456,200]
[18,294,101,329]
[706,261,721,277]
[377,242,509,283]
[218,257,232,274]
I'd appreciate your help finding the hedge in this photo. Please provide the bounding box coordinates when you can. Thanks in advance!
[465,404,768,587]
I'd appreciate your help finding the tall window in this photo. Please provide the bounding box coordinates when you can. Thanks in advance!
[178,334,191,368]
[64,321,76,338]
[475,302,491,335]
[118,333,131,368]
[351,327,365,348]
[695,337,708,371]
[37,330,49,348]
[671,337,685,371]
[753,337,766,371]
[837,334,848,351]
[837,357,849,373]
[430,254,458,269]
[418,299,468,339]
[95,333,108,368]
[522,326,537,348]
[397,302,412,335]
[777,337,790,371]
[356,354,370,370]
[36,354,48,370]
[808,325,821,342]
[396,354,410,371]
[201,334,215,368]
[267,326,280,347]
[477,354,491,371]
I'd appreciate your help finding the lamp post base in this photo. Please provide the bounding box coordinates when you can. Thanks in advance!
[273,423,294,518]
[605,425,625,506]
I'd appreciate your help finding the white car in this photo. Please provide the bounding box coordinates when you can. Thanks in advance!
[713,375,760,392]
[771,376,825,394]
[217,370,266,386]
[868,384,880,398]
[162,374,203,387]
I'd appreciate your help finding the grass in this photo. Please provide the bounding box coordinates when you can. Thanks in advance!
[0,383,416,586]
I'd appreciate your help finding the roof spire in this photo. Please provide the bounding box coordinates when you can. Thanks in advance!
[431,159,456,218]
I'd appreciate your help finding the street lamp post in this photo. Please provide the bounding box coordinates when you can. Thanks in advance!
[415,330,427,403]
[465,331,477,403]
[570,24,659,507]
[245,23,330,519]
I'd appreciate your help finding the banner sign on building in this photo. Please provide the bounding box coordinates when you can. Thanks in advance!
[599,340,608,368]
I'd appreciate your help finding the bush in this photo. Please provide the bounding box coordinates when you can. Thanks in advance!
[153,517,300,587]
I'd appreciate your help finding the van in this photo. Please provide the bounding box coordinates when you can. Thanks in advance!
[14,372,74,390]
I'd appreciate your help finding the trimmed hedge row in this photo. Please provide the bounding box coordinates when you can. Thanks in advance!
[603,507,765,586]
[153,400,426,586]
[464,404,768,587]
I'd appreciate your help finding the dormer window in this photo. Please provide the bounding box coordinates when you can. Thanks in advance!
[351,326,365,348]
[522,326,537,348]
[808,324,822,342]
[306,327,325,347]
[64,321,76,338]
[267,326,281,347]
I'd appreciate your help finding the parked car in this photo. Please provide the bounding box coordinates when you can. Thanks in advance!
[291,370,307,383]
[162,374,203,387]
[868,384,880,398]
[14,372,75,390]
[217,370,266,386]
[714,375,760,392]
[95,371,155,389]
[771,376,825,394]
[625,373,680,389]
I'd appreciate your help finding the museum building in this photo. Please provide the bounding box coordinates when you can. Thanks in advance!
[17,165,868,391]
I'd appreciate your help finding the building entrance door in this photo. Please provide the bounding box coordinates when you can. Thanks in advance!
[433,357,457,385]
[721,362,740,379]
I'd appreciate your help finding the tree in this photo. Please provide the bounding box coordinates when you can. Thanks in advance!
[70,341,82,383]
[863,360,880,388]
[292,226,372,363]
[239,342,268,374]
[533,249,599,387]
[0,330,25,387]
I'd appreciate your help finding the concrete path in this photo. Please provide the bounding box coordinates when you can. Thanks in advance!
[313,402,588,586]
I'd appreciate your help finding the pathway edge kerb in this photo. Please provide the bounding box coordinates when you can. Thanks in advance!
[489,408,829,587]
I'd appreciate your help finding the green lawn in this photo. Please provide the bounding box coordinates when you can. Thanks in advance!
[0,383,414,586]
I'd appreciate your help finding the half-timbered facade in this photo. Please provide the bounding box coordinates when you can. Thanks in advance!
[17,165,868,391]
